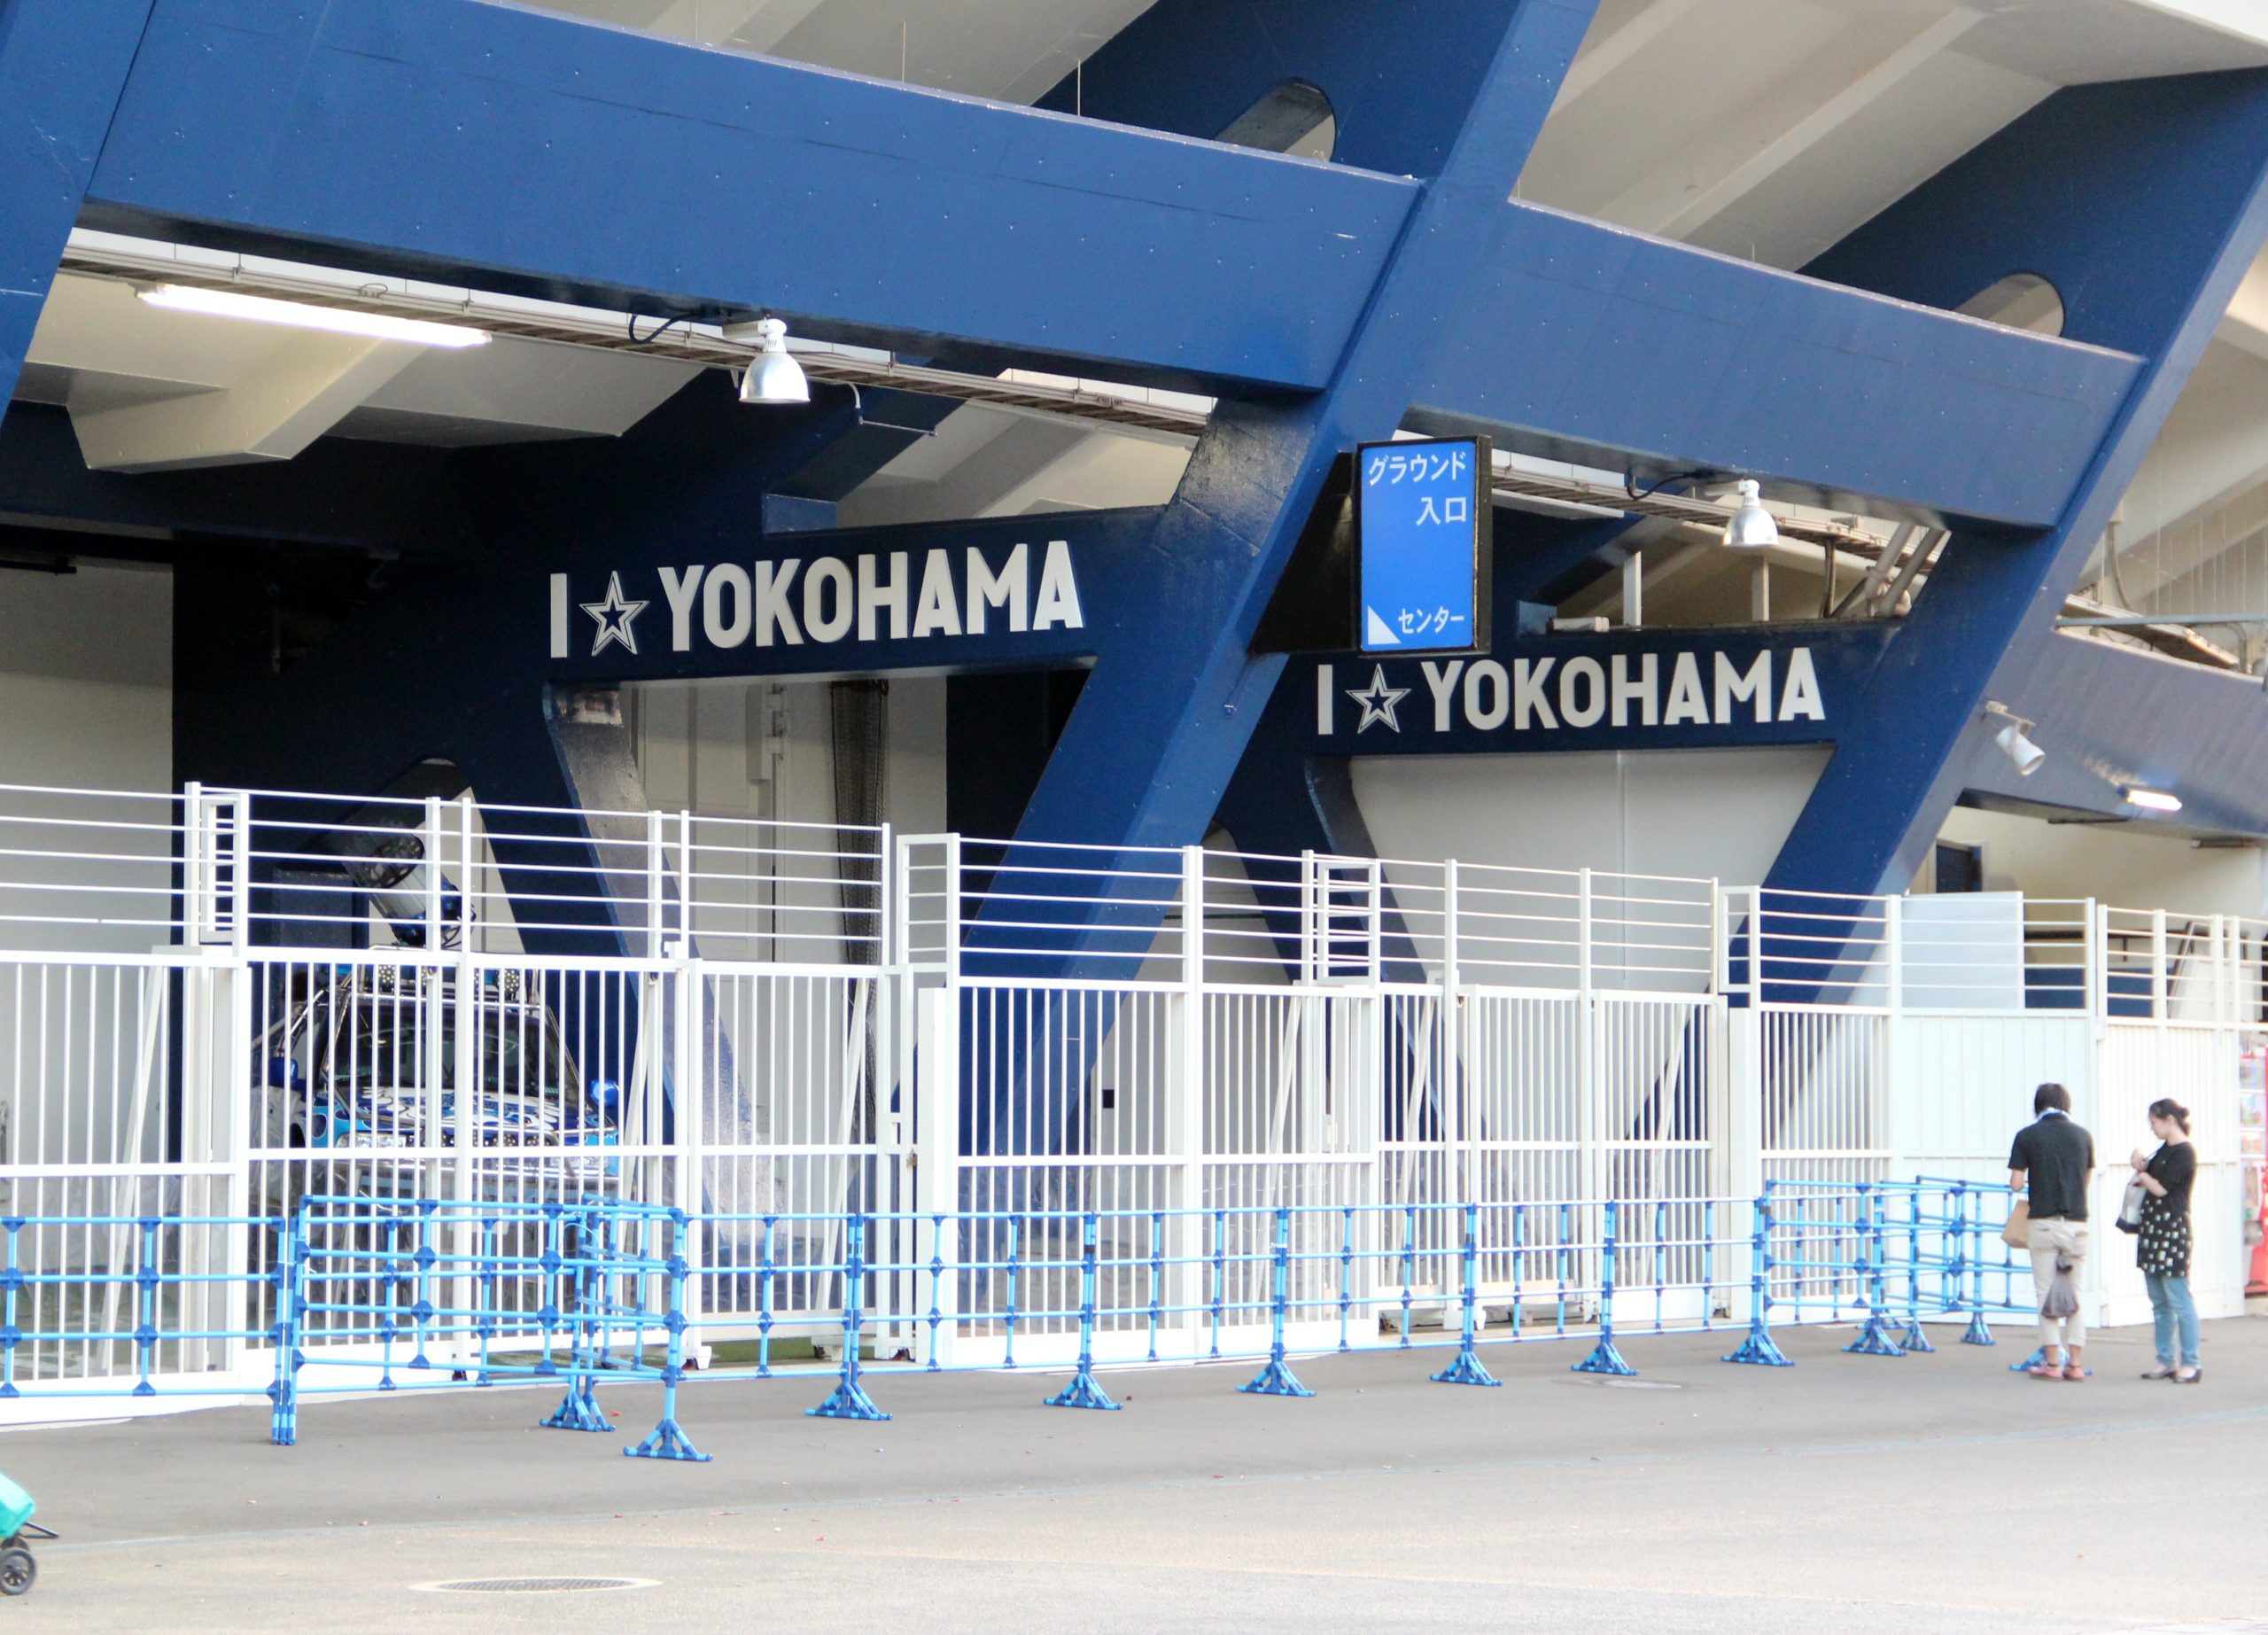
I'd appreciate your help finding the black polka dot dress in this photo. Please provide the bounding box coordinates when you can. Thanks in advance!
[2137,1141,2195,1279]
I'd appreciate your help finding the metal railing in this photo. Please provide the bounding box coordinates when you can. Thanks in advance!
[0,779,2259,1423]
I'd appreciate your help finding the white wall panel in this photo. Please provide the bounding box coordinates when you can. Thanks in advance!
[0,564,173,954]
[1352,746,1829,885]
[1891,1013,2093,1182]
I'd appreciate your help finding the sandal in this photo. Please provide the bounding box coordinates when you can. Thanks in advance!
[2140,1365,2177,1380]
[2024,1361,2062,1379]
[2061,1364,2090,1381]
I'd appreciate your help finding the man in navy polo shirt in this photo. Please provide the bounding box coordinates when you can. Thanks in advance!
[2008,1082,2094,1380]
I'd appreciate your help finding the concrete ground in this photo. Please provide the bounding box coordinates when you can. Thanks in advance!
[0,1319,2262,1634]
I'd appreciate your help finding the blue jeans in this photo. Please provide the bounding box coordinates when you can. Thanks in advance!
[2145,1272,2200,1367]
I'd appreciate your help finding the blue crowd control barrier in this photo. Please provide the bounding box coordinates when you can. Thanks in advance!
[1430,1204,1500,1388]
[1239,1208,1313,1398]
[1843,1183,1907,1358]
[0,1212,277,1411]
[1724,1188,1793,1367]
[0,1178,2065,1460]
[808,1215,890,1423]
[1571,1201,1636,1376]
[1045,1213,1120,1411]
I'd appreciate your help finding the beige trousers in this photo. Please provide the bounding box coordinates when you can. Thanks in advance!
[2027,1218,2089,1351]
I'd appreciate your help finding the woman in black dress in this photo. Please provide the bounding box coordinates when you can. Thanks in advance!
[2129,1098,2200,1383]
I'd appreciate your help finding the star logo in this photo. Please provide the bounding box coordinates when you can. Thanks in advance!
[581,572,649,657]
[1346,665,1410,733]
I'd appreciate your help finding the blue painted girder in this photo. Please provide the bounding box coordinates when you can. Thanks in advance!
[1765,70,2268,900]
[1408,204,2141,530]
[68,0,2138,533]
[0,0,159,411]
[83,0,1418,395]
[1974,633,2268,839]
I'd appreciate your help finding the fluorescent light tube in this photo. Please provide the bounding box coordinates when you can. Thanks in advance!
[137,284,489,348]
[2122,786,2182,814]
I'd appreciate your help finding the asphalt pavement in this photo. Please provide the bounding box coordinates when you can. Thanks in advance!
[0,1316,2262,1633]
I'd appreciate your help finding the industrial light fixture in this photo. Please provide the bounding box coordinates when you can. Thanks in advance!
[2122,785,2183,814]
[1982,701,2044,777]
[1720,479,1779,549]
[728,316,810,405]
[136,284,489,348]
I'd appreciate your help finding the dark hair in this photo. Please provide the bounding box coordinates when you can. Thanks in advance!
[2148,1097,2191,1135]
[2033,1083,2071,1115]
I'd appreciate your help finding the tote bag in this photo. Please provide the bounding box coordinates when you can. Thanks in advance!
[2115,1178,2148,1235]
[2000,1197,2031,1250]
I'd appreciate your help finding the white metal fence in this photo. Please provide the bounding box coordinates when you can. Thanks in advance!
[0,782,2256,1409]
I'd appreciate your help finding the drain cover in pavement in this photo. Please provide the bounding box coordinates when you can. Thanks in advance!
[423,1578,652,1594]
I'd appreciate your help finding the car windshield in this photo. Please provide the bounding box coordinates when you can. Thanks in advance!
[324,1004,579,1099]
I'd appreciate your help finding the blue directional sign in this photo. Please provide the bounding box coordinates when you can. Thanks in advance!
[1355,435,1490,654]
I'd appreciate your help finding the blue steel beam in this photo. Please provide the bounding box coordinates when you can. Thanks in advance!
[1765,71,2268,900]
[1005,0,1605,917]
[81,0,1417,394]
[1404,205,2141,530]
[34,0,2140,536]
[1975,635,2268,839]
[0,0,158,410]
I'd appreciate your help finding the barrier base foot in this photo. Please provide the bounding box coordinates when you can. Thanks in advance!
[1572,1337,1636,1376]
[1961,1313,1996,1347]
[269,1425,295,1448]
[1430,1349,1501,1387]
[1844,1320,1905,1358]
[2008,1344,2048,1374]
[1238,1356,1313,1398]
[625,1418,711,1462]
[1045,1369,1122,1411]
[1897,1320,1937,1354]
[1722,1327,1794,1367]
[807,1379,892,1421]
[540,1381,614,1433]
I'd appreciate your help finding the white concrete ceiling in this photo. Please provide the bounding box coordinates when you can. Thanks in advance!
[539,0,1161,103]
[17,273,700,470]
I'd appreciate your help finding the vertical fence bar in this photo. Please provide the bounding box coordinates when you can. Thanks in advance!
[1573,1198,1635,1375]
[628,1211,712,1460]
[542,1203,612,1434]
[0,1221,19,1399]
[268,1207,303,1445]
[1956,1184,1993,1346]
[1898,1186,1934,1351]
[1045,1211,1120,1410]
[1844,1181,1903,1356]
[1239,1206,1312,1398]
[808,1213,890,1421]
[1431,1202,1499,1387]
[1725,1183,1791,1364]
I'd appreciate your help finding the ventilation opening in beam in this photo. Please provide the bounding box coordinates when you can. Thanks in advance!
[1959,273,2065,338]
[1216,80,1337,161]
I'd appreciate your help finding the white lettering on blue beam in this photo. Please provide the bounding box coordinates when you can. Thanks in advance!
[561,541,1084,658]
[1314,647,1827,736]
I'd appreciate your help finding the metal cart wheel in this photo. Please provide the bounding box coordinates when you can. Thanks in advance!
[0,1545,35,1595]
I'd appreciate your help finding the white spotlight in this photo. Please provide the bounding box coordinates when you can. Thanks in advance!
[2123,786,2183,814]
[137,284,489,348]
[729,316,811,405]
[1983,703,2044,777]
[1720,479,1779,549]
[1995,721,2046,777]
